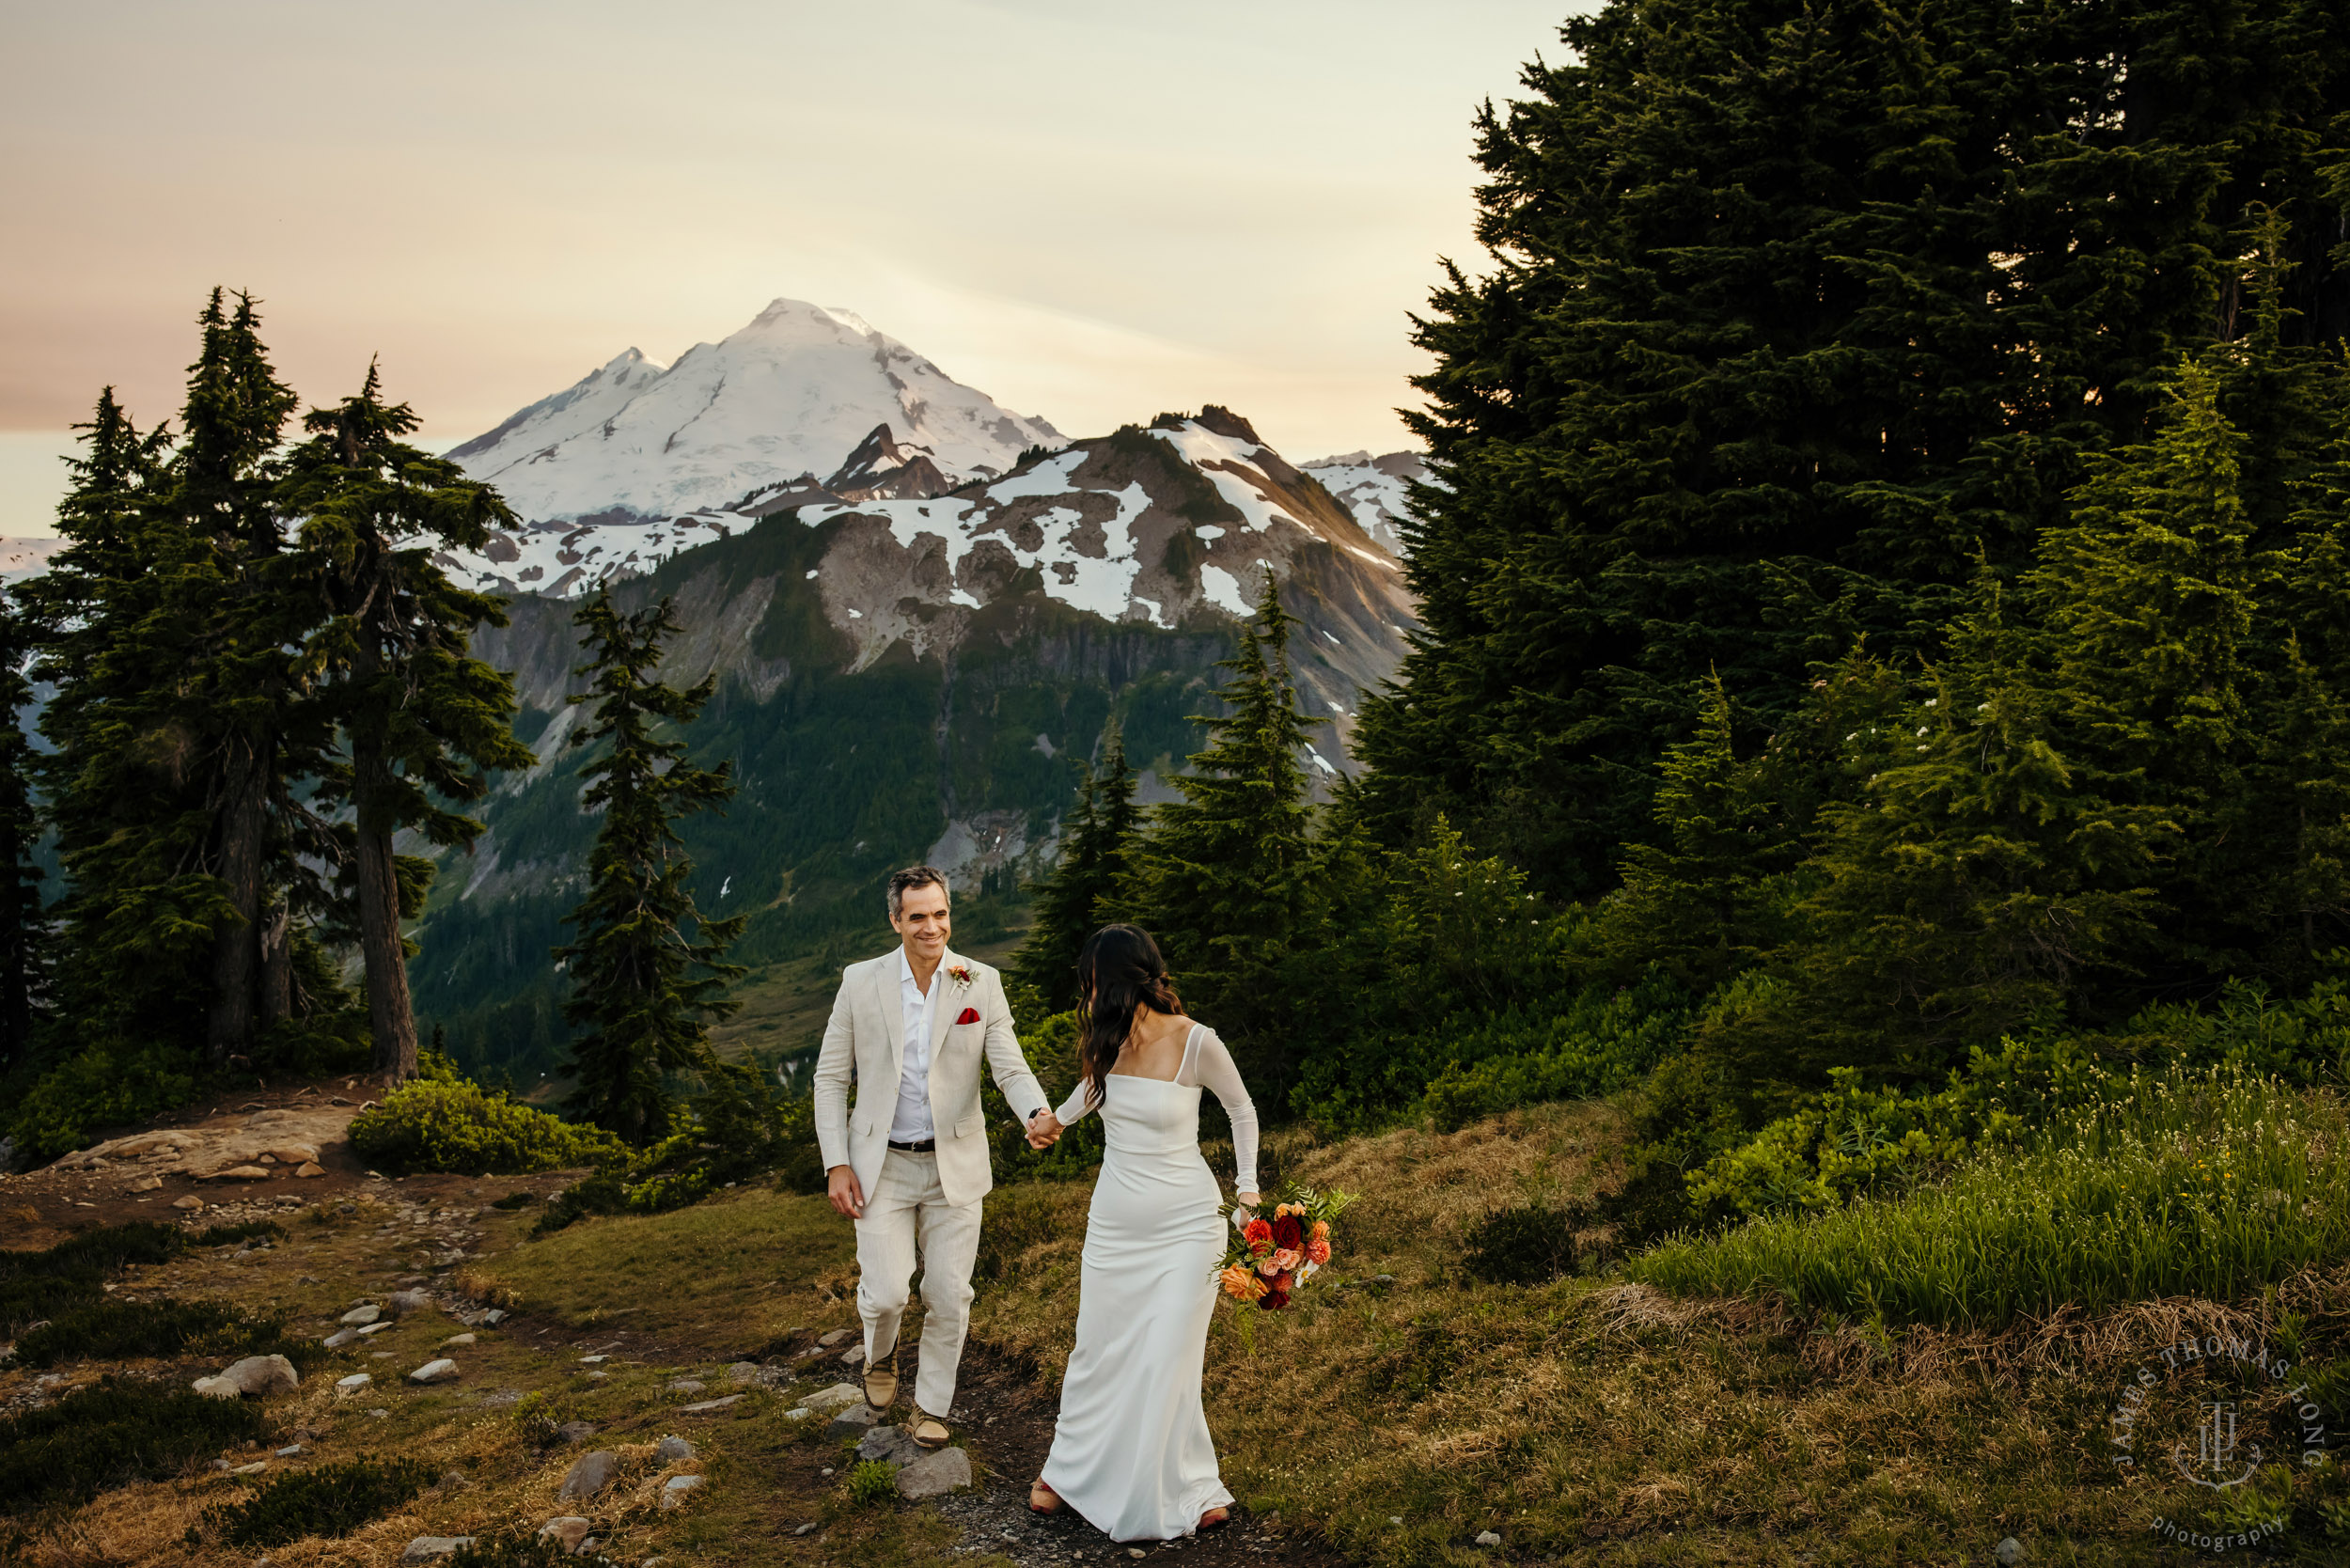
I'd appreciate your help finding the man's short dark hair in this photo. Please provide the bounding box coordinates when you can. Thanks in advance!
[887,865,950,918]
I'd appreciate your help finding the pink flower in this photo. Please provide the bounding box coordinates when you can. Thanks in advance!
[1269,1247,1302,1273]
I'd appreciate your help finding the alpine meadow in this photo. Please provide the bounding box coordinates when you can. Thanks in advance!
[8,2,2350,1565]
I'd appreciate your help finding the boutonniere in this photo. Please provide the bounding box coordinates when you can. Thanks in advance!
[946,963,974,992]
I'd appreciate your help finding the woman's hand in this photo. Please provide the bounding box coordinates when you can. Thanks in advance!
[1026,1110,1064,1151]
[1234,1190,1261,1220]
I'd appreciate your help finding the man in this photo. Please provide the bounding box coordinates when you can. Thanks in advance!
[812,864,1053,1450]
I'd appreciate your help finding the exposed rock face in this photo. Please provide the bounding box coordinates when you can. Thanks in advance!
[557,1450,619,1500]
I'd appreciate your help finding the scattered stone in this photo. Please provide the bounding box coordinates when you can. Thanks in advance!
[358,1322,395,1337]
[368,1407,389,1419]
[442,1333,477,1347]
[854,1425,922,1466]
[322,1328,359,1349]
[173,1196,205,1211]
[838,1346,866,1369]
[555,1421,598,1445]
[294,1162,325,1178]
[339,1305,383,1326]
[400,1538,474,1562]
[585,1370,608,1382]
[211,1166,273,1182]
[409,1358,460,1385]
[127,1176,164,1194]
[793,1524,816,1537]
[386,1289,431,1318]
[1387,1516,1402,1526]
[196,1356,300,1398]
[680,1394,744,1415]
[1998,1542,2025,1568]
[654,1435,695,1463]
[538,1518,590,1554]
[335,1373,372,1394]
[231,1461,269,1476]
[666,1379,706,1395]
[894,1445,972,1499]
[816,1328,854,1347]
[482,1309,508,1326]
[275,1444,304,1457]
[264,1144,319,1166]
[658,1474,704,1510]
[783,1407,813,1421]
[1129,1551,1147,1560]
[557,1450,619,1500]
[577,1354,608,1365]
[725,1361,763,1384]
[823,1403,880,1439]
[800,1383,863,1416]
[1475,1531,1501,1548]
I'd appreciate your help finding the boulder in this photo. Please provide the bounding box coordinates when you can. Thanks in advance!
[823,1403,880,1440]
[409,1358,460,1385]
[294,1163,325,1179]
[654,1435,695,1463]
[555,1421,598,1445]
[335,1373,372,1394]
[264,1144,320,1165]
[556,1450,619,1500]
[322,1328,359,1350]
[207,1355,299,1397]
[537,1518,590,1554]
[657,1475,704,1511]
[127,1176,163,1194]
[799,1383,863,1416]
[854,1425,923,1466]
[894,1445,972,1499]
[400,1539,474,1563]
[339,1304,383,1325]
[193,1375,241,1399]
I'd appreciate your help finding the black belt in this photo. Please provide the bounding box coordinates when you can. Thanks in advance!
[887,1138,935,1153]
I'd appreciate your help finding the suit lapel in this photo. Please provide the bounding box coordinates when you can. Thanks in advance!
[928,948,961,1061]
[871,954,902,1088]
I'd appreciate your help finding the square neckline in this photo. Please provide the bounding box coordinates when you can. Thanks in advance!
[1101,1021,1202,1086]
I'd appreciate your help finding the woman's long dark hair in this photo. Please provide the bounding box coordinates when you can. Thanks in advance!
[1075,923,1183,1111]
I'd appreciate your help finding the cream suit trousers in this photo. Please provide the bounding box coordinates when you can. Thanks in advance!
[856,1148,983,1419]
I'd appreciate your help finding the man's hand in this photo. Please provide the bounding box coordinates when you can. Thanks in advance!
[826,1164,865,1219]
[1025,1110,1063,1151]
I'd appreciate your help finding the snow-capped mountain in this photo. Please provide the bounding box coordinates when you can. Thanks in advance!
[1300,449,1428,557]
[443,299,1063,527]
[0,538,65,585]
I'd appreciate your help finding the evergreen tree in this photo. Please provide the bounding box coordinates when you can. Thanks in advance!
[280,362,538,1079]
[1354,0,2350,893]
[557,588,745,1144]
[1125,569,1323,1095]
[1012,722,1140,1012]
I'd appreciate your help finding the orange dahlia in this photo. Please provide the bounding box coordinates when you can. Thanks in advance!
[1220,1265,1266,1302]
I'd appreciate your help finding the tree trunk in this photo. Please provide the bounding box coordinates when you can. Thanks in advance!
[353,740,419,1080]
[259,898,293,1027]
[208,739,267,1063]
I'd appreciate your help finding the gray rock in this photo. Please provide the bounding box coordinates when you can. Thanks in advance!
[409,1358,460,1385]
[275,1444,304,1458]
[322,1327,359,1349]
[538,1518,590,1554]
[1997,1541,2025,1568]
[481,1309,508,1326]
[824,1403,881,1439]
[193,1375,241,1399]
[231,1461,269,1476]
[357,1322,395,1337]
[400,1539,474,1563]
[198,1355,299,1398]
[665,1380,706,1395]
[654,1435,695,1464]
[442,1333,477,1347]
[838,1346,867,1369]
[556,1421,599,1445]
[387,1289,432,1318]
[557,1450,619,1500]
[339,1304,383,1326]
[855,1425,923,1466]
[817,1328,854,1347]
[680,1394,744,1415]
[894,1445,972,1499]
[657,1474,704,1510]
[800,1382,863,1416]
[1475,1531,1502,1548]
[725,1361,762,1384]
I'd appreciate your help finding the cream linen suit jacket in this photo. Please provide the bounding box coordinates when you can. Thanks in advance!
[811,949,1046,1210]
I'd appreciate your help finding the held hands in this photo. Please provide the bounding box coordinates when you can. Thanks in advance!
[1025,1109,1064,1151]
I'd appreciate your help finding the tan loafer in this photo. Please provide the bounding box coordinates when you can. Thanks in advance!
[910,1411,951,1450]
[1028,1479,1063,1514]
[861,1347,897,1411]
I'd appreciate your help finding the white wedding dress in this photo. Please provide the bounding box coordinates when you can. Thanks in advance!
[1039,1021,1261,1541]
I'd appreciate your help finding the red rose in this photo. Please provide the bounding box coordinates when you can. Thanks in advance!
[955,1007,980,1025]
[1272,1214,1304,1250]
[1258,1285,1291,1310]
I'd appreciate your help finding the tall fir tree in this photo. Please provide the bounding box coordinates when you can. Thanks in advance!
[1012,722,1140,1013]
[280,362,537,1080]
[556,588,746,1144]
[1125,570,1324,1097]
[1353,0,2350,894]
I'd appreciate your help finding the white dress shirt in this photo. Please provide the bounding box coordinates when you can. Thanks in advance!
[887,947,941,1143]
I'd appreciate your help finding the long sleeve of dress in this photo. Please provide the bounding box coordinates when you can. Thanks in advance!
[1180,1027,1260,1195]
[1055,1076,1098,1126]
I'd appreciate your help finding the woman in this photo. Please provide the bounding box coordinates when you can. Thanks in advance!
[1022,923,1261,1540]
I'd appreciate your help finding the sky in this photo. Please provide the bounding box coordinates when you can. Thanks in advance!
[0,0,1586,537]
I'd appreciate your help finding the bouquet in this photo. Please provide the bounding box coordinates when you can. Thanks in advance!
[1216,1184,1355,1311]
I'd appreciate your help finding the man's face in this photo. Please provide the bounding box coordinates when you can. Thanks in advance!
[891,883,951,964]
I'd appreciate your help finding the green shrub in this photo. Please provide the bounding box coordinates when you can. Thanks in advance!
[0,1221,187,1334]
[843,1459,899,1506]
[1460,1200,1594,1286]
[1629,1068,2350,1326]
[5,1043,198,1168]
[510,1390,565,1447]
[447,1533,612,1568]
[2129,976,2350,1084]
[530,1062,820,1234]
[13,1298,319,1369]
[350,1077,624,1176]
[198,1458,435,1547]
[0,1373,269,1513]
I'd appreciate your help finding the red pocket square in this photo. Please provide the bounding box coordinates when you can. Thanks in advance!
[955,1007,981,1026]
